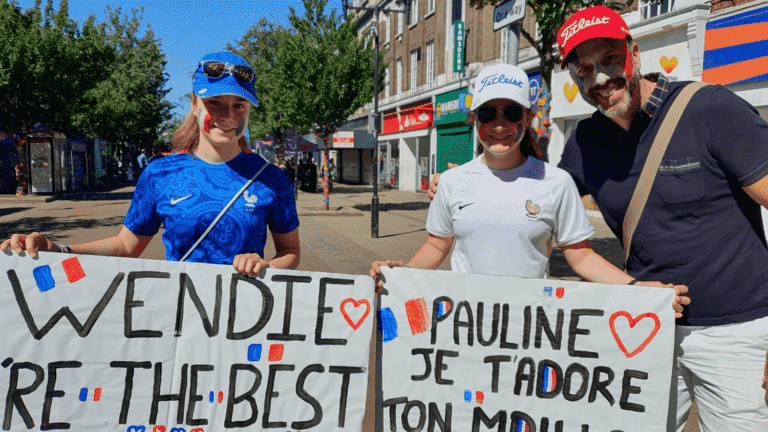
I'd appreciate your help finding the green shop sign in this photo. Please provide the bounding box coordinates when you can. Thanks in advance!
[434,87,472,126]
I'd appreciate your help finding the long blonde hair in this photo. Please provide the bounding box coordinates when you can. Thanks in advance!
[171,94,248,153]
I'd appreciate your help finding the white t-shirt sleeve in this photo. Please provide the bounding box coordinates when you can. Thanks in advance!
[425,175,455,238]
[554,174,595,246]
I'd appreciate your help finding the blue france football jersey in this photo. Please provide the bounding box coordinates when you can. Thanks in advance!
[124,151,299,264]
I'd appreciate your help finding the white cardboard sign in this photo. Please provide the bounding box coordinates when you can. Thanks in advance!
[0,252,374,431]
[379,267,674,432]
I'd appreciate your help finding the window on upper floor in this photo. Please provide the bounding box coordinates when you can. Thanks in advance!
[385,12,391,43]
[384,67,390,97]
[640,0,672,20]
[397,3,404,35]
[427,0,435,14]
[426,41,434,85]
[396,58,403,94]
[410,49,419,90]
[411,0,419,24]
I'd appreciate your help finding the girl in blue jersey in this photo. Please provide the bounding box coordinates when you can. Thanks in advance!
[1,52,300,277]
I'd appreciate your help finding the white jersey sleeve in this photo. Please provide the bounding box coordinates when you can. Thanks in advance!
[553,173,595,246]
[425,174,455,238]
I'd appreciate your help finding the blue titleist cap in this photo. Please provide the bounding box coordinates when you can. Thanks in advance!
[192,52,259,107]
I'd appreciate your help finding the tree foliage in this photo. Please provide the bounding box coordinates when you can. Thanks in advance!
[0,0,171,151]
[469,0,631,92]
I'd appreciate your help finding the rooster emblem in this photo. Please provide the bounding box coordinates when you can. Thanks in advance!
[244,190,258,209]
[525,200,540,218]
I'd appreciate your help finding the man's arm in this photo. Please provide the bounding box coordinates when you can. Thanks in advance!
[743,173,768,208]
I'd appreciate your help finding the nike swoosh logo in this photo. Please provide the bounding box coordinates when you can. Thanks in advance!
[170,194,193,205]
[459,202,476,210]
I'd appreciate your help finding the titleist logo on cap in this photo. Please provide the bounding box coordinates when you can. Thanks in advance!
[560,16,610,47]
[478,73,524,93]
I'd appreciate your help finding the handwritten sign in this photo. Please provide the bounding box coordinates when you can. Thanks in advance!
[0,252,374,431]
[378,268,674,432]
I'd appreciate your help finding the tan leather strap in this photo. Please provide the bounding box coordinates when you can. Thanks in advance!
[622,81,709,266]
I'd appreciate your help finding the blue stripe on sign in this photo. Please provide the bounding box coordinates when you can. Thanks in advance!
[707,4,768,30]
[542,366,549,392]
[703,39,768,70]
[378,308,398,342]
[33,265,55,292]
[464,390,472,402]
[732,72,768,86]
[209,391,214,403]
[437,302,443,317]
[79,388,88,402]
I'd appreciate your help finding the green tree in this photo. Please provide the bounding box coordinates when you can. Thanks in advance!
[279,0,385,208]
[81,5,173,152]
[468,0,631,93]
[0,0,114,136]
[228,18,295,162]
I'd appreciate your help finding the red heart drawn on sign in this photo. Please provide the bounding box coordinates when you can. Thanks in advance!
[190,428,205,432]
[340,298,371,331]
[609,311,661,358]
[152,426,166,432]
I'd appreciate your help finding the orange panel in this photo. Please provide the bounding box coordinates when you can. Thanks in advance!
[703,55,768,85]
[705,22,768,50]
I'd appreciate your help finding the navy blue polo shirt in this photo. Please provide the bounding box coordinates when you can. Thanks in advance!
[558,76,768,326]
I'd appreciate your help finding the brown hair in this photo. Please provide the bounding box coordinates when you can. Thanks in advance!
[171,93,248,153]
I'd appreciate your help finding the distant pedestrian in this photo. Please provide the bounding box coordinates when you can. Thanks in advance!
[136,149,148,174]
[147,148,164,164]
[2,51,300,277]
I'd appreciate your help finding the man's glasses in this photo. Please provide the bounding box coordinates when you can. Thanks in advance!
[200,60,254,83]
[477,104,525,124]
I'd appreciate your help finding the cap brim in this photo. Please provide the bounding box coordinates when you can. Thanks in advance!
[194,75,259,107]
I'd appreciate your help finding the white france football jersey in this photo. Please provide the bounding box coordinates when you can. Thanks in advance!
[426,155,594,278]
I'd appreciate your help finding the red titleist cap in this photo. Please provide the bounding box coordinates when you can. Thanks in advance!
[557,6,632,67]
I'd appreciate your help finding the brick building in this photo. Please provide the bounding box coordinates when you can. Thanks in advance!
[330,0,768,192]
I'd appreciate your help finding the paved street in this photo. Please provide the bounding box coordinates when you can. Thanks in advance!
[0,182,698,431]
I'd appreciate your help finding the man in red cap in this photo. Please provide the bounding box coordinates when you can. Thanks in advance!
[556,5,768,432]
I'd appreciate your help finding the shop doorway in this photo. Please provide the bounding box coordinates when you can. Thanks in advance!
[378,140,399,188]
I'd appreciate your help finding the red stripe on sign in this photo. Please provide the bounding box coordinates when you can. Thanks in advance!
[93,388,102,401]
[61,256,86,283]
[405,298,430,335]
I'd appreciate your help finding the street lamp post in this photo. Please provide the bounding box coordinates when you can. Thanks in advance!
[343,0,410,239]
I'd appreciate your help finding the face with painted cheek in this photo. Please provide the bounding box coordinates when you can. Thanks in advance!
[474,99,531,156]
[567,38,640,119]
[196,95,250,147]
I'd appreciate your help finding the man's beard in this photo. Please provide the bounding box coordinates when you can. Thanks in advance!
[592,71,640,119]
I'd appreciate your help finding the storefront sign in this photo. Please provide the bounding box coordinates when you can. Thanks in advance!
[453,21,465,74]
[332,131,355,148]
[434,88,471,125]
[382,103,433,135]
[493,0,526,31]
[528,70,541,104]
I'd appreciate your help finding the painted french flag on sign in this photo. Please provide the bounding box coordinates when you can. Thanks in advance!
[542,365,557,393]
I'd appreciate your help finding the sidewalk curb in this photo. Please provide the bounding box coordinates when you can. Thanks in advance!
[298,206,365,217]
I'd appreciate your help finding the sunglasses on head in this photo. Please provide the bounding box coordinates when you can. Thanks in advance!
[200,60,254,83]
[476,104,525,124]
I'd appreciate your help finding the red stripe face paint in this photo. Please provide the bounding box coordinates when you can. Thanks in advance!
[623,44,634,78]
[198,109,212,134]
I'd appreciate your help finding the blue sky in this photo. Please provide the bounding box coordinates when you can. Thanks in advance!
[15,0,343,118]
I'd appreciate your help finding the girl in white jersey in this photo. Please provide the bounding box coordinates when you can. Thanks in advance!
[370,63,688,317]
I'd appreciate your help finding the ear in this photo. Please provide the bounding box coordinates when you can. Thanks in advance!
[629,40,641,72]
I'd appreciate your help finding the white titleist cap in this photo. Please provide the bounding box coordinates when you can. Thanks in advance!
[470,63,531,110]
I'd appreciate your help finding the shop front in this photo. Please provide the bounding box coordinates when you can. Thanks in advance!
[327,128,375,185]
[380,101,433,191]
[434,88,473,174]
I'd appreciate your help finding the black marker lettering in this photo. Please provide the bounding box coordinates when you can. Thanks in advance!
[186,364,214,426]
[411,348,434,381]
[588,366,615,406]
[227,274,274,340]
[315,278,354,345]
[484,355,511,393]
[149,362,187,424]
[428,402,451,432]
[562,363,589,402]
[268,275,312,341]
[435,350,458,385]
[619,369,648,412]
[535,307,564,350]
[292,364,324,429]
[382,397,407,432]
[514,357,536,396]
[401,400,426,431]
[471,407,506,432]
[499,304,518,349]
[7,270,124,340]
[110,361,151,424]
[125,272,170,338]
[329,366,365,427]
[3,362,44,430]
[453,301,474,346]
[175,273,222,337]
[262,364,294,428]
[224,364,261,428]
[41,361,82,430]
[568,309,604,359]
[476,302,500,347]
[431,296,453,345]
